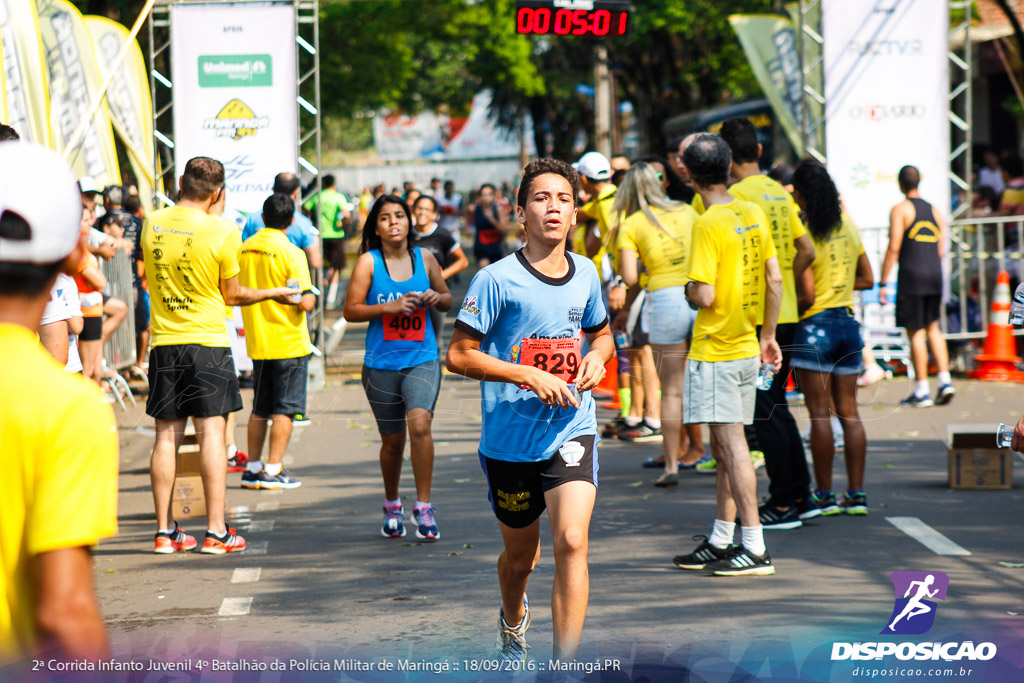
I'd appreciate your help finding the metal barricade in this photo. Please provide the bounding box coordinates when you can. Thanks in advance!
[98,249,138,410]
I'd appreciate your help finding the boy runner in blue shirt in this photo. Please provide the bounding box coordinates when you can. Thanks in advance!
[447,159,614,666]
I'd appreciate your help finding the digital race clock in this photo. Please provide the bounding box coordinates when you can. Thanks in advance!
[515,0,631,38]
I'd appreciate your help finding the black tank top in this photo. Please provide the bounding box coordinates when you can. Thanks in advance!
[473,205,502,246]
[897,198,942,295]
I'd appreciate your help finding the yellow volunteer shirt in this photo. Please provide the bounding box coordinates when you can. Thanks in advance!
[580,184,617,279]
[728,175,807,325]
[688,199,777,362]
[0,324,118,657]
[616,205,698,292]
[238,228,313,360]
[692,193,706,215]
[802,214,865,320]
[142,206,241,347]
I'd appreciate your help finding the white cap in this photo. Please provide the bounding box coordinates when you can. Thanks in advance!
[573,151,612,181]
[0,143,83,264]
[78,175,100,195]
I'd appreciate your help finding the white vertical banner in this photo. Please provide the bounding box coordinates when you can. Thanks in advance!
[824,0,949,235]
[171,2,296,214]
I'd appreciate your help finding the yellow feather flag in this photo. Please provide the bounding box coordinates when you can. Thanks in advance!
[0,0,52,145]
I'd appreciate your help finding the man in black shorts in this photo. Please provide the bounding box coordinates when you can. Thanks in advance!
[141,158,298,555]
[879,165,954,407]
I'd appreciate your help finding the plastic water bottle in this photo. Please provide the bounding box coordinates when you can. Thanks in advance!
[997,423,1014,448]
[287,278,301,303]
[613,330,630,348]
[757,363,776,391]
[1011,283,1024,326]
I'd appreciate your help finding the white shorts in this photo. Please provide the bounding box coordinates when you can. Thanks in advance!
[648,286,696,346]
[683,356,758,425]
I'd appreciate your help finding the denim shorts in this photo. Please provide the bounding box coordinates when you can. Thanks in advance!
[790,308,864,376]
[647,285,696,346]
[361,359,442,435]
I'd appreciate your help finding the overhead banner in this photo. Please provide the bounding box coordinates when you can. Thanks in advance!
[86,15,157,211]
[373,90,533,161]
[37,0,120,186]
[823,0,949,232]
[728,13,805,156]
[0,0,51,145]
[171,2,297,214]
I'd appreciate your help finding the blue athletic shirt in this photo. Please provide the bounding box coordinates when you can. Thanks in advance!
[243,211,317,249]
[455,250,608,462]
[364,247,439,370]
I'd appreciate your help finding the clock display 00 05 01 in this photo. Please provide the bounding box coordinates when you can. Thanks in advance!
[515,1,631,37]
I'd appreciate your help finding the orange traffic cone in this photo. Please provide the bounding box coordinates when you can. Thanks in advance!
[592,354,619,399]
[969,271,1024,382]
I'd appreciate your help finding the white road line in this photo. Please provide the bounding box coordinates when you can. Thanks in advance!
[246,540,269,556]
[244,520,275,532]
[255,501,279,512]
[228,505,251,516]
[231,568,262,584]
[886,517,972,556]
[218,597,253,616]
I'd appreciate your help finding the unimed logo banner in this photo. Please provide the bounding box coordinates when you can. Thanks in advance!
[171,3,296,214]
[823,0,949,234]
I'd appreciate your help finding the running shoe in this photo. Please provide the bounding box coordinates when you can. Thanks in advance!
[810,490,840,516]
[900,393,934,408]
[496,596,531,671]
[935,384,956,406]
[750,450,766,470]
[672,535,735,570]
[200,527,247,554]
[840,491,868,515]
[858,363,887,387]
[642,457,665,469]
[785,390,804,404]
[293,414,312,427]
[682,452,712,470]
[227,450,248,472]
[705,545,776,576]
[695,456,718,475]
[601,416,626,438]
[758,503,803,530]
[795,496,822,520]
[241,467,302,490]
[620,419,663,443]
[413,505,440,541]
[153,522,197,554]
[382,503,406,538]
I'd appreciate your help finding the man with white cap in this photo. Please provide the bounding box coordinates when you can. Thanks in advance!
[0,142,118,659]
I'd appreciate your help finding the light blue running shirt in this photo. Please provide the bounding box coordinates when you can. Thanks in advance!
[455,250,607,462]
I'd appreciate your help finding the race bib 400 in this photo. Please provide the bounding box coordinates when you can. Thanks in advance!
[382,309,426,341]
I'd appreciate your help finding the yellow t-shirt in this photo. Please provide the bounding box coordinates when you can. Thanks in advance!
[616,205,698,292]
[0,324,118,657]
[688,199,778,362]
[580,184,617,279]
[692,193,706,215]
[802,214,865,320]
[729,175,807,325]
[238,228,314,360]
[142,206,242,347]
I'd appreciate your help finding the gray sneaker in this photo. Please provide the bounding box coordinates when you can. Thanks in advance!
[496,595,531,673]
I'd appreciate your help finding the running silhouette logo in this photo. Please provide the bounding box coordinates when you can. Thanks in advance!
[881,571,949,635]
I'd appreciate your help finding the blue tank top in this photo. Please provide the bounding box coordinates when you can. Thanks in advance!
[364,247,438,370]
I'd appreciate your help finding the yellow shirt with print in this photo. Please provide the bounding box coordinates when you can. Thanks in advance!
[616,205,698,292]
[802,214,864,320]
[728,174,807,325]
[688,199,777,362]
[579,184,617,279]
[0,324,118,657]
[142,206,242,347]
[238,228,314,360]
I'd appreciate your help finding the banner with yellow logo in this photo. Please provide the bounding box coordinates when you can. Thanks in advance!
[170,3,297,214]
[0,0,52,145]
[85,15,157,211]
[36,0,120,186]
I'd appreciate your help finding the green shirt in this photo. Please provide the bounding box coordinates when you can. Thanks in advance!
[304,188,349,239]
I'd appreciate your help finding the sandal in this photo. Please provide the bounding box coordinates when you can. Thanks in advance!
[653,472,678,487]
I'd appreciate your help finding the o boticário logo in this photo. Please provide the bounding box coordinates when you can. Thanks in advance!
[203,99,269,141]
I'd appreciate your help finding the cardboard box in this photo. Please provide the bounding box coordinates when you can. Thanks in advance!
[947,425,1014,489]
[171,475,207,519]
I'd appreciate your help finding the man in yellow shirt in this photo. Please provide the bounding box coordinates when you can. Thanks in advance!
[238,194,316,490]
[674,134,784,577]
[720,117,817,530]
[0,142,118,661]
[142,158,298,556]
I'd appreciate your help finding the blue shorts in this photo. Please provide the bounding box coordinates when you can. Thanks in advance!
[790,308,864,376]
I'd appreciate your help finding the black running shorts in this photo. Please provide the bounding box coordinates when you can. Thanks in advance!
[478,434,598,529]
[895,291,941,330]
[146,344,243,420]
[252,355,310,418]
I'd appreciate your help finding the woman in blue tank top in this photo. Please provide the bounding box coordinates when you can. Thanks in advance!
[343,195,452,540]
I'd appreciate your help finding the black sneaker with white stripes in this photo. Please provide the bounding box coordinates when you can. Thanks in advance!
[672,535,735,570]
[759,503,803,529]
[704,545,776,576]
